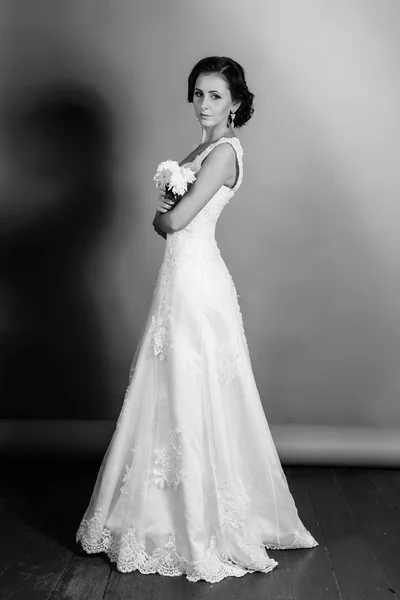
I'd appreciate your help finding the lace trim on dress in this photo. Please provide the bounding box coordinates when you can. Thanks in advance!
[76,507,278,583]
[264,529,319,550]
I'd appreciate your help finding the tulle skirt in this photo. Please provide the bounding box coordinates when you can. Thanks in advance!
[76,232,318,583]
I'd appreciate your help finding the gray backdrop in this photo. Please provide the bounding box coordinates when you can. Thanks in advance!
[1,0,400,436]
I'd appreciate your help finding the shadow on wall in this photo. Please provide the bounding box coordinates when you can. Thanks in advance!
[0,84,115,419]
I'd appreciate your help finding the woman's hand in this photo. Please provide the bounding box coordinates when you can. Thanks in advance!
[156,192,175,213]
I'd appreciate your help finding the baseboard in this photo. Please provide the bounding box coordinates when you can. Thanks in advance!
[0,420,399,466]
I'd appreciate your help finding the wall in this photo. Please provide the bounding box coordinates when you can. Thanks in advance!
[1,0,400,433]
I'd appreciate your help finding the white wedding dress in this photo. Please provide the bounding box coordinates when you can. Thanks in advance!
[76,136,318,583]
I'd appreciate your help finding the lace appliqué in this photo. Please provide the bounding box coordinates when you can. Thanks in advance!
[217,482,248,530]
[153,428,186,489]
[216,344,242,385]
[76,507,278,583]
[264,529,318,550]
[229,273,249,353]
[184,200,229,234]
[120,464,137,503]
[116,360,138,428]
[238,540,279,572]
[153,137,243,293]
[148,298,172,360]
[155,240,196,290]
[154,234,222,292]
[119,448,147,503]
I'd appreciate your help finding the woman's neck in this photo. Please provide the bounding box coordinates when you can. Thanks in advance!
[200,125,234,145]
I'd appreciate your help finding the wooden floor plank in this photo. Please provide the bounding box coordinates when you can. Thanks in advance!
[367,468,400,518]
[103,537,293,599]
[306,467,397,600]
[103,470,311,599]
[334,468,400,598]
[0,492,72,600]
[102,569,154,600]
[0,458,110,600]
[49,460,112,600]
[286,468,343,600]
[146,565,293,600]
[50,554,111,600]
[1,460,399,600]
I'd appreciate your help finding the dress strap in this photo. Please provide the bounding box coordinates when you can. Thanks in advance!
[197,137,243,192]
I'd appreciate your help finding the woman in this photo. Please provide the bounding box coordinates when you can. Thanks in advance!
[76,56,318,583]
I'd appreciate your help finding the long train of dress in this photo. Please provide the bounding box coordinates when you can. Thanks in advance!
[76,136,318,583]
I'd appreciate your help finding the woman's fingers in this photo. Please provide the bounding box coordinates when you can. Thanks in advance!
[156,189,175,212]
[157,199,175,212]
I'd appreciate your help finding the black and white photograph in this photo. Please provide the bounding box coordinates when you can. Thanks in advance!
[0,1,399,598]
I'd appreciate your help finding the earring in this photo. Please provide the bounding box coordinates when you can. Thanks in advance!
[230,111,236,128]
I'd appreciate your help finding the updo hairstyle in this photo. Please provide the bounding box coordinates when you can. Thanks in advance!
[187,56,254,128]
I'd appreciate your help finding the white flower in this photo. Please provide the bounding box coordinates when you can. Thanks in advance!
[153,160,196,197]
[153,160,181,190]
[181,166,196,187]
[158,160,180,171]
[169,171,187,195]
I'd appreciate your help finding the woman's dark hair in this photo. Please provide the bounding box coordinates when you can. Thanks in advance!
[187,56,254,128]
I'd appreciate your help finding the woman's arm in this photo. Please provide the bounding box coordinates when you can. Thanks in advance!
[152,192,176,234]
[152,216,167,239]
[152,209,175,234]
[153,143,236,234]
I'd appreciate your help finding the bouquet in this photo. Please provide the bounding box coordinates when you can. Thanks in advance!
[153,160,196,207]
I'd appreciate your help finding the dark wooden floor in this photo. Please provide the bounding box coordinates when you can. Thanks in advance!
[0,458,399,600]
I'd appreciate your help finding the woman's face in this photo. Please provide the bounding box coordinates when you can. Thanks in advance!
[192,73,238,130]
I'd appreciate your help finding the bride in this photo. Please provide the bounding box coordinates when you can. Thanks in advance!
[76,56,318,583]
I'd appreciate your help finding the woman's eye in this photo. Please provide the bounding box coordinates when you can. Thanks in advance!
[194,91,220,99]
